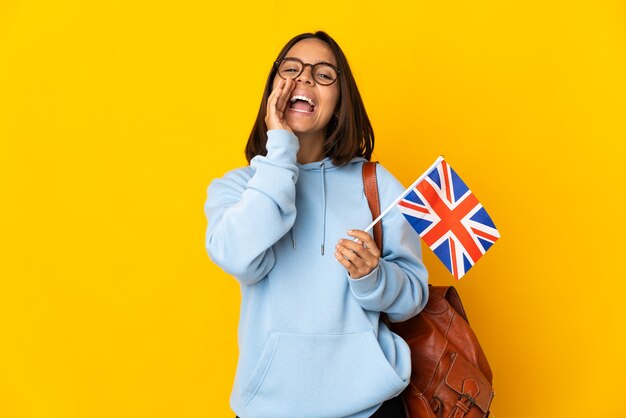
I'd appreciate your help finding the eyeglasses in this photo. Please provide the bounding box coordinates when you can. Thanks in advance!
[274,58,341,86]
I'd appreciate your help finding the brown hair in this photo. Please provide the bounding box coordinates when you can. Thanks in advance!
[244,31,374,166]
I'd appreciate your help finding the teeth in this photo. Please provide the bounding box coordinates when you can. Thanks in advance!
[290,95,316,106]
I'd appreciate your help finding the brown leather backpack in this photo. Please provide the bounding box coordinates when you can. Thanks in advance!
[363,162,495,418]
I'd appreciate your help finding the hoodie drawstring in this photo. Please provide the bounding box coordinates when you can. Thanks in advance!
[320,162,327,255]
[290,161,328,254]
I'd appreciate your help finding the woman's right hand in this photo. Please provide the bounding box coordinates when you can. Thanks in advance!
[265,77,295,132]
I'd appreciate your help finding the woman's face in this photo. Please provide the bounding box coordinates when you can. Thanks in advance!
[272,38,340,140]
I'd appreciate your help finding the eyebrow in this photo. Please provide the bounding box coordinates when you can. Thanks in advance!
[285,56,336,66]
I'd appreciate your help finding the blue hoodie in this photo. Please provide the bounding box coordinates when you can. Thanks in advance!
[205,129,428,418]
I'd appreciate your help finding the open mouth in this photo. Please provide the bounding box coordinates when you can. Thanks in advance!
[289,95,316,113]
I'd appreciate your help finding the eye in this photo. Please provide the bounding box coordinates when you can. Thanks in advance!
[278,60,303,76]
[315,69,336,81]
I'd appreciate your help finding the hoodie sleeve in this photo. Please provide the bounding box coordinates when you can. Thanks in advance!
[348,164,429,322]
[204,129,300,285]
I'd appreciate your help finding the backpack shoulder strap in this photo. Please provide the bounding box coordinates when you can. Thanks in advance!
[362,161,383,253]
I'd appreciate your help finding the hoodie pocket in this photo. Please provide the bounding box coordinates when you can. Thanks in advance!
[241,330,406,418]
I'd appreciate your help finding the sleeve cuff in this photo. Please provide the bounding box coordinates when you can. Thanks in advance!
[347,263,381,296]
[266,130,300,160]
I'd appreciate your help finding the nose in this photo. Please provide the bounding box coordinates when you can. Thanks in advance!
[295,64,315,85]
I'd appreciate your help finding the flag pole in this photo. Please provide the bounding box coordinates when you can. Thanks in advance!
[363,155,445,234]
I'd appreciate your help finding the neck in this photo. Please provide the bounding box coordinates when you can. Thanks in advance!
[296,132,325,164]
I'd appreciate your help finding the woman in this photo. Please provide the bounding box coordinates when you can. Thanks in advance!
[205,31,428,418]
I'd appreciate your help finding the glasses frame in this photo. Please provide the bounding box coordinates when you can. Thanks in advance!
[274,57,341,86]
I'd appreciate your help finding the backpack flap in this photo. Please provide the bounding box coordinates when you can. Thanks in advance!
[444,352,494,414]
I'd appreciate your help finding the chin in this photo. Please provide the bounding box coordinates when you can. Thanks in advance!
[287,120,329,138]
[287,120,315,134]
[292,126,323,137]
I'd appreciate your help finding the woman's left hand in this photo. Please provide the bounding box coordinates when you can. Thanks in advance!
[335,230,381,279]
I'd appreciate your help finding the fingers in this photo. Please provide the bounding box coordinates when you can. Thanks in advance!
[334,230,380,279]
[335,247,359,277]
[265,81,282,128]
[276,77,294,114]
[334,241,377,279]
[268,79,286,115]
[268,79,283,105]
[347,230,381,257]
[265,78,295,132]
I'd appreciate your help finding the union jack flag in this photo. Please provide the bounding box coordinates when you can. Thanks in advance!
[397,158,500,280]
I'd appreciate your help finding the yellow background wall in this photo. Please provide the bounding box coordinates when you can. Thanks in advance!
[1,1,625,417]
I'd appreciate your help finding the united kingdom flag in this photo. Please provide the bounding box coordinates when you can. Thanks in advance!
[397,158,500,279]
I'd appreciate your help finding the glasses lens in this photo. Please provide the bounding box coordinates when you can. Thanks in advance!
[278,59,303,79]
[313,64,338,85]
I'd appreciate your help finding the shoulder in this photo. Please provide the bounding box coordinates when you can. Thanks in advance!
[207,165,254,197]
[220,165,255,184]
[373,163,405,204]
